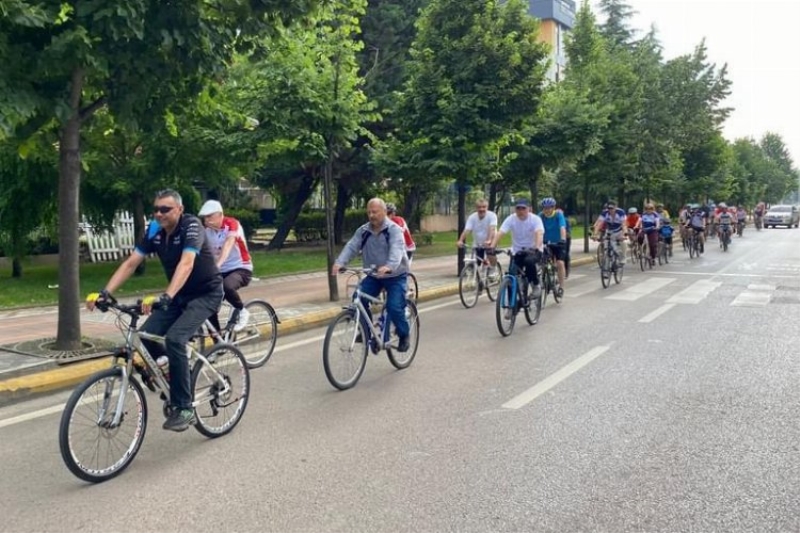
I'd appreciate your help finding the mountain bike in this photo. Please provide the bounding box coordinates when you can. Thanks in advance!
[640,234,655,270]
[540,244,563,308]
[686,228,703,259]
[657,235,671,265]
[457,246,503,308]
[324,269,420,390]
[628,231,643,266]
[736,219,745,237]
[59,295,249,483]
[596,231,623,289]
[493,249,542,337]
[212,299,279,368]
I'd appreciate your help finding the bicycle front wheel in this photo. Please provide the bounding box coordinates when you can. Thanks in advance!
[234,299,278,369]
[600,256,612,289]
[485,263,503,301]
[495,277,516,337]
[387,300,420,369]
[458,263,480,308]
[524,283,542,326]
[192,343,250,438]
[407,272,419,303]
[59,368,148,483]
[323,310,368,390]
[614,261,624,284]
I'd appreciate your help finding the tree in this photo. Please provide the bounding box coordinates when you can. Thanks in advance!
[0,1,319,349]
[396,0,549,273]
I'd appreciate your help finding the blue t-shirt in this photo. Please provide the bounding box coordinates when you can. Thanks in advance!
[539,210,566,244]
[641,212,660,233]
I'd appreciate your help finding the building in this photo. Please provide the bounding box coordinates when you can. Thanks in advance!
[528,0,576,82]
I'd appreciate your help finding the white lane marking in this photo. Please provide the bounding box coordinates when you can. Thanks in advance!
[605,277,676,302]
[639,304,676,323]
[0,298,465,430]
[664,271,795,279]
[502,346,611,410]
[730,284,773,308]
[0,404,64,430]
[667,280,722,304]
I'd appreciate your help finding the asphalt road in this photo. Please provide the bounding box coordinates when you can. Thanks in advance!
[2,226,799,533]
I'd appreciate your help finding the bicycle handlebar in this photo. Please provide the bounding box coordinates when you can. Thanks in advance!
[94,294,167,316]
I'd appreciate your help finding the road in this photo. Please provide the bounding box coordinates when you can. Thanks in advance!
[2,227,799,533]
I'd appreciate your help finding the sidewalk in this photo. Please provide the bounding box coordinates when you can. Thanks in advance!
[0,241,598,405]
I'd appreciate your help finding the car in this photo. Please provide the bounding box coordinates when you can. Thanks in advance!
[764,204,800,228]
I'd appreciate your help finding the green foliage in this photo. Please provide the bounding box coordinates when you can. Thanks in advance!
[294,209,368,241]
[225,208,261,241]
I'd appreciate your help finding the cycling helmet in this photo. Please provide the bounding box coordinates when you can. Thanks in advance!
[628,207,638,214]
[540,197,557,208]
[718,202,727,209]
[385,202,397,213]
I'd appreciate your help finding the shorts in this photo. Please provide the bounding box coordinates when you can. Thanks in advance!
[546,243,566,262]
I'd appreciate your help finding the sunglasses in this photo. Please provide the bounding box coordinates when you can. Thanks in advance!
[153,205,175,215]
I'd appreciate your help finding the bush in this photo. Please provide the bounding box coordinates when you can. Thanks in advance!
[226,208,260,241]
[294,209,370,242]
[414,231,434,246]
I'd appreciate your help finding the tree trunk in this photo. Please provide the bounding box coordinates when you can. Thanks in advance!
[404,186,423,233]
[55,93,84,350]
[323,150,339,302]
[529,165,542,209]
[12,257,22,278]
[267,174,318,251]
[488,182,499,212]
[457,182,467,276]
[583,176,591,253]
[333,181,349,245]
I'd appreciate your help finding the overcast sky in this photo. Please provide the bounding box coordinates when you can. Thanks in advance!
[591,0,800,167]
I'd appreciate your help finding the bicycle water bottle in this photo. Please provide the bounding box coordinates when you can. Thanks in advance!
[157,356,170,381]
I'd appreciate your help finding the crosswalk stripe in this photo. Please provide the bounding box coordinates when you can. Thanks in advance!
[666,280,722,304]
[730,284,773,307]
[605,277,676,302]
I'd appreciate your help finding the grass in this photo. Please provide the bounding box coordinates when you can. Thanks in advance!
[0,227,585,309]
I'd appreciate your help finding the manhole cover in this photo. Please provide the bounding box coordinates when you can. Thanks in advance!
[3,337,117,364]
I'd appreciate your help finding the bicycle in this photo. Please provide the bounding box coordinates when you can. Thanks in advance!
[628,231,643,266]
[754,214,763,231]
[596,231,624,289]
[493,249,542,337]
[346,269,418,304]
[736,219,745,237]
[686,228,703,259]
[540,244,563,307]
[457,246,503,308]
[59,295,250,483]
[657,235,671,265]
[719,225,732,252]
[212,299,279,369]
[323,269,420,390]
[640,234,655,271]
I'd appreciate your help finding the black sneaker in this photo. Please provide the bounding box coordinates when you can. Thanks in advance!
[397,336,410,353]
[163,408,196,432]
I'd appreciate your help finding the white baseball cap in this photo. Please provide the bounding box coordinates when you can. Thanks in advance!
[198,200,223,216]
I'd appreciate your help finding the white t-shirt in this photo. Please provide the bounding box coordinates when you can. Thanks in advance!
[464,211,498,247]
[499,213,544,253]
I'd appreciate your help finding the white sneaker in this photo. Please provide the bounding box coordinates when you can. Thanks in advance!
[234,308,250,332]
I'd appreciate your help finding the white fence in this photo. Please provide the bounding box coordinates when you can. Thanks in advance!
[81,211,140,263]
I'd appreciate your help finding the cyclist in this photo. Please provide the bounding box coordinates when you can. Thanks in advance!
[626,207,640,246]
[86,189,223,432]
[655,203,670,220]
[198,200,253,332]
[685,204,706,253]
[659,216,675,257]
[457,198,499,275]
[635,203,661,262]
[386,203,416,262]
[716,202,734,242]
[593,200,627,265]
[558,207,572,279]
[489,197,544,304]
[754,201,766,228]
[538,197,566,294]
[678,204,691,245]
[332,198,411,352]
[735,205,747,235]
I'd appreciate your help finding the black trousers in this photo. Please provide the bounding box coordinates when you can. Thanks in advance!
[139,287,223,410]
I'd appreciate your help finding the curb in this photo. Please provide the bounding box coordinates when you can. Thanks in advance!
[0,256,595,407]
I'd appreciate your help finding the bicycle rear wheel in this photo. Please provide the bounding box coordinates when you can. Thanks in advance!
[552,268,563,303]
[192,343,250,438]
[485,263,503,301]
[323,310,368,390]
[458,263,480,308]
[495,277,516,337]
[59,368,148,483]
[234,299,278,369]
[407,272,419,303]
[387,300,420,369]
[524,282,542,325]
[613,261,624,284]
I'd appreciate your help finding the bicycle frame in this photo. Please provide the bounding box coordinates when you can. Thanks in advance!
[344,270,400,351]
[102,303,234,426]
[497,250,525,310]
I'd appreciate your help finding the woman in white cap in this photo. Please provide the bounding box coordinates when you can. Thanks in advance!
[198,199,253,331]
